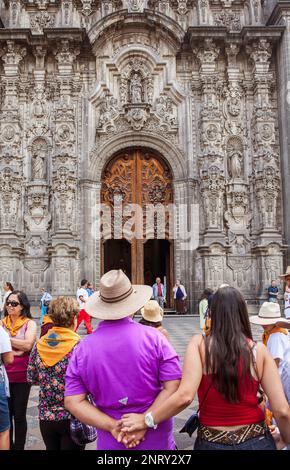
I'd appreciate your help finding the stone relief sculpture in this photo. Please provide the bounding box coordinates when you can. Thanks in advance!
[129,73,143,103]
[229,150,243,179]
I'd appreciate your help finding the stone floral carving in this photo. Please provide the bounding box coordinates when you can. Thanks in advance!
[125,106,148,130]
[30,12,55,32]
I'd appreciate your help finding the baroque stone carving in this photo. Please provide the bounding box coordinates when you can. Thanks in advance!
[31,138,48,180]
[214,10,241,31]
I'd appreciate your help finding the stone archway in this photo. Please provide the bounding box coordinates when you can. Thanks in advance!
[100,148,175,306]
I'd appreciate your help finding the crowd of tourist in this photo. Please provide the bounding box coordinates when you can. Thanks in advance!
[0,269,290,452]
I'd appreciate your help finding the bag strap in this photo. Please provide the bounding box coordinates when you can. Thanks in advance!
[196,381,212,414]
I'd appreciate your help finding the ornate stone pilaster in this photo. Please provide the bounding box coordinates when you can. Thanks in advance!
[247,38,282,243]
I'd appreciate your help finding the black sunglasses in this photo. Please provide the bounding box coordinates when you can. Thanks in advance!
[6,301,20,307]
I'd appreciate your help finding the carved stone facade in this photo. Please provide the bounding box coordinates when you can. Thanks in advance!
[0,0,289,310]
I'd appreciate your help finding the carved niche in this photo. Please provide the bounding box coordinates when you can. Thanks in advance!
[31,138,48,181]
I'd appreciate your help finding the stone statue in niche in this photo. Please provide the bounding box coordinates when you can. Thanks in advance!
[129,73,143,103]
[32,150,46,180]
[229,150,243,179]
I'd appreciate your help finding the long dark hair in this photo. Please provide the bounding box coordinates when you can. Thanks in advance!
[205,286,253,403]
[5,282,14,291]
[199,288,213,303]
[4,291,32,318]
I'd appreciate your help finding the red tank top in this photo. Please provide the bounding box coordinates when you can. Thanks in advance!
[198,369,264,427]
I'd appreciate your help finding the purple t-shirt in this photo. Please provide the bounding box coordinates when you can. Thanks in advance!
[65,317,182,450]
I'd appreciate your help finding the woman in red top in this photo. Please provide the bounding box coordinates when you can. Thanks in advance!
[120,286,290,450]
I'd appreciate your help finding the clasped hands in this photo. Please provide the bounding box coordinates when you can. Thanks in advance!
[111,413,148,449]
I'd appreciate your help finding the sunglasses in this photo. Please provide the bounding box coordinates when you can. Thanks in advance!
[6,301,20,308]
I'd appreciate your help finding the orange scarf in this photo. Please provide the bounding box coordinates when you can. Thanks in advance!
[262,326,288,346]
[2,315,29,337]
[41,315,53,326]
[37,327,80,368]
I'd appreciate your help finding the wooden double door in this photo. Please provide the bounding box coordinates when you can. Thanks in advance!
[101,149,174,306]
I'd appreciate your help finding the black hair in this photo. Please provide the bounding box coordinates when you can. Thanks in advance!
[80,279,88,287]
[4,291,32,318]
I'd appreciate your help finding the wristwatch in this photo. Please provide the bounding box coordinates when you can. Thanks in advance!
[144,412,157,430]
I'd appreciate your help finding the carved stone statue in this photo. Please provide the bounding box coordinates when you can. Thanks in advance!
[32,151,46,180]
[230,151,243,179]
[129,73,143,103]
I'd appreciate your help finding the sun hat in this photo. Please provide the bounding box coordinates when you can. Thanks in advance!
[279,266,290,279]
[141,300,163,323]
[249,301,290,328]
[85,269,152,320]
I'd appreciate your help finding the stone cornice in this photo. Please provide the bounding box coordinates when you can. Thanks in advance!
[0,28,86,45]
[267,1,290,25]
[188,26,285,45]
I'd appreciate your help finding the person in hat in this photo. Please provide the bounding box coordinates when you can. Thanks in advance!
[64,270,182,450]
[140,300,169,341]
[279,266,290,319]
[250,301,290,449]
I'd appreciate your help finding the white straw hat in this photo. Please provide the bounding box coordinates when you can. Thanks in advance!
[249,301,290,328]
[279,266,290,279]
[85,270,152,320]
[141,300,163,323]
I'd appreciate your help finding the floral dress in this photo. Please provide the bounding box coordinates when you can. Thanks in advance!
[27,345,76,421]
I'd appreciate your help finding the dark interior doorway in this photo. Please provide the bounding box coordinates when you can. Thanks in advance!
[103,239,132,281]
[144,239,172,306]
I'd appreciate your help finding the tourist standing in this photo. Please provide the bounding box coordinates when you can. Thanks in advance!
[268,280,279,303]
[140,300,169,341]
[280,266,290,319]
[120,287,290,450]
[152,277,166,309]
[64,270,181,450]
[0,325,13,450]
[76,279,92,334]
[27,297,84,450]
[173,280,187,315]
[39,287,52,325]
[198,288,213,329]
[0,291,37,450]
[1,283,14,319]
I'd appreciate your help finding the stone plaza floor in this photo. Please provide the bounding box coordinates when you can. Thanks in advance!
[24,315,264,451]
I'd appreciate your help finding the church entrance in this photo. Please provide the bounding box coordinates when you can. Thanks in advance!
[101,149,174,307]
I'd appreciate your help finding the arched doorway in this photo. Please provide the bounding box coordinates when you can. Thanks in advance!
[101,149,174,307]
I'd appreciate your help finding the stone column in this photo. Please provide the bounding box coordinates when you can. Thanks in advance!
[269,4,290,264]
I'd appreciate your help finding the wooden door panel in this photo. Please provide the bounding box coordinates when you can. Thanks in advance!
[101,150,173,289]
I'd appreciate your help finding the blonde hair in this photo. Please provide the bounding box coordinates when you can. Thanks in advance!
[48,297,79,328]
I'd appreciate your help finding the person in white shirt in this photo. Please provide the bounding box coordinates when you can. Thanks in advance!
[75,279,92,334]
[250,302,290,449]
[0,325,14,450]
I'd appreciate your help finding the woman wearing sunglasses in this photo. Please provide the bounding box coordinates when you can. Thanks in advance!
[0,291,37,450]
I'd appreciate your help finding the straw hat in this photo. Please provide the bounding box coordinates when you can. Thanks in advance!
[279,266,290,279]
[249,301,290,327]
[85,270,152,320]
[141,300,163,323]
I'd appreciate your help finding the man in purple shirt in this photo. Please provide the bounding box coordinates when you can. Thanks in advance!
[65,270,181,450]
